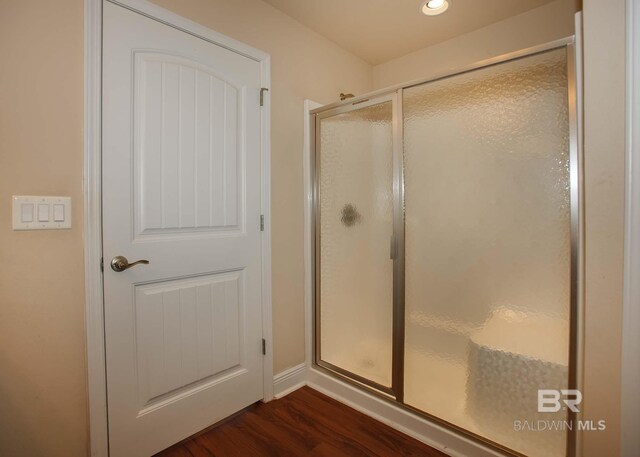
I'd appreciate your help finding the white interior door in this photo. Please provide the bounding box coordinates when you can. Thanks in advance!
[102,2,265,455]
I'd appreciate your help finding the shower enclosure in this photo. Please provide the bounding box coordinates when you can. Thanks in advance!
[311,39,581,457]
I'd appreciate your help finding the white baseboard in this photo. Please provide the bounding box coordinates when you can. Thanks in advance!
[272,366,508,456]
[306,368,507,457]
[272,363,307,399]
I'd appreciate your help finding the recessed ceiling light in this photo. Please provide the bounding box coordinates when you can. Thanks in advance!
[421,0,450,16]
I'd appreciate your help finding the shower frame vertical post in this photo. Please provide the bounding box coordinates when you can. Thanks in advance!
[566,39,585,457]
[391,89,406,402]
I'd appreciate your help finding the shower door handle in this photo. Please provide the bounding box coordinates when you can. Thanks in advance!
[390,235,397,260]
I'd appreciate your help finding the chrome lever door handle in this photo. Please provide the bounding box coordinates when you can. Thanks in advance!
[110,255,149,272]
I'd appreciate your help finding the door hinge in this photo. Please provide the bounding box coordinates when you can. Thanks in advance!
[390,235,397,260]
[261,338,266,355]
[260,87,269,107]
[100,257,104,272]
[260,214,265,231]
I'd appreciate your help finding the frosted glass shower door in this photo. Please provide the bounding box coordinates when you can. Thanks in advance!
[316,97,396,392]
[403,48,573,456]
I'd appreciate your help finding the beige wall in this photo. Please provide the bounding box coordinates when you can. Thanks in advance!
[372,0,578,89]
[0,1,88,456]
[582,0,626,455]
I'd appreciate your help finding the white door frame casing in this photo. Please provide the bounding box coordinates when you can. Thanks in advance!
[84,1,272,455]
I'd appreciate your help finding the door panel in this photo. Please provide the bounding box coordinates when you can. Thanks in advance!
[316,98,395,391]
[402,48,571,457]
[135,271,243,408]
[102,3,263,456]
[134,52,243,235]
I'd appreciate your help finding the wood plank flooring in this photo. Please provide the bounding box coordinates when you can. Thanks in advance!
[155,386,449,457]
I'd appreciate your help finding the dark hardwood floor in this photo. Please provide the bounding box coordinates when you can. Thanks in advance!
[155,386,449,457]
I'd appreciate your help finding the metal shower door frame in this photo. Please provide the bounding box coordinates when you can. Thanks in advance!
[312,92,405,398]
[310,36,583,457]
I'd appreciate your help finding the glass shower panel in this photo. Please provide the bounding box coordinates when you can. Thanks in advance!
[318,100,394,389]
[403,48,571,456]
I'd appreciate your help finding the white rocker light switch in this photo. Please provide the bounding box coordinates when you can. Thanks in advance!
[20,203,34,223]
[53,204,65,222]
[37,204,50,222]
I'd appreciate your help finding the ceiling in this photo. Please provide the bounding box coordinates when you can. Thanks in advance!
[261,0,559,65]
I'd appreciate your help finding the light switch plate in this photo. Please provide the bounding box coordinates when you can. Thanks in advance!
[12,196,72,230]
